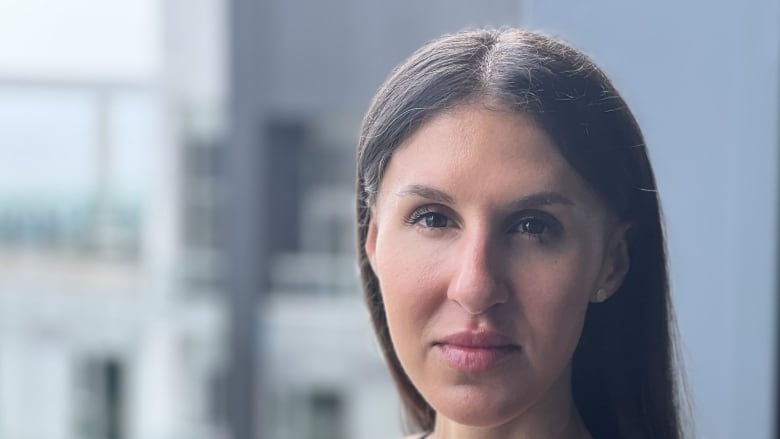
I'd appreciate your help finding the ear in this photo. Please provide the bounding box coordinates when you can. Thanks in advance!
[592,223,631,303]
[364,217,378,271]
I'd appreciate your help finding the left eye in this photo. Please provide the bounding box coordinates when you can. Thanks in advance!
[515,218,549,235]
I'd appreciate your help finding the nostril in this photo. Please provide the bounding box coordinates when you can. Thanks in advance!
[447,251,507,314]
[442,228,509,312]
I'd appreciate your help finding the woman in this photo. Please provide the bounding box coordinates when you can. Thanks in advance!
[356,28,686,438]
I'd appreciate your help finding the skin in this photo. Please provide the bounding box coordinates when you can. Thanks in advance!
[365,103,630,439]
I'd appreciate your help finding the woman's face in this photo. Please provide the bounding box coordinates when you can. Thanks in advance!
[365,104,629,428]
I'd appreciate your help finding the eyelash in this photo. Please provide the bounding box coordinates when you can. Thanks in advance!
[509,213,558,242]
[405,206,451,228]
[405,206,560,241]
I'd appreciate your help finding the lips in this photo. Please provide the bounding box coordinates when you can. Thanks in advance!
[434,331,520,373]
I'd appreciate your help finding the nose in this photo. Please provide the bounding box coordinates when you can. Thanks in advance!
[447,231,508,315]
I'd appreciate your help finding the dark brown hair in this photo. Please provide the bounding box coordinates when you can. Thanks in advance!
[356,28,686,438]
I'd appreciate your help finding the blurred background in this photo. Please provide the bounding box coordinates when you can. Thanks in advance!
[0,1,777,439]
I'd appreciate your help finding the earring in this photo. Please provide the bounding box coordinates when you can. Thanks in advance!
[593,288,608,303]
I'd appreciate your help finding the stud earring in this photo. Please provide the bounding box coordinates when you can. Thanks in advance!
[593,288,608,303]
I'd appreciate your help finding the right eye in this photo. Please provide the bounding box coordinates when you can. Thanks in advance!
[420,212,449,228]
[406,207,452,229]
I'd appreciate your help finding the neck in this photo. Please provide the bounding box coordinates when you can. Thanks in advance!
[429,371,591,439]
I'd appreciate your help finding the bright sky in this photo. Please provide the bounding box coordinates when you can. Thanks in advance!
[0,0,162,82]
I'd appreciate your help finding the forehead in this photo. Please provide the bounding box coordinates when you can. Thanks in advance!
[377,104,598,209]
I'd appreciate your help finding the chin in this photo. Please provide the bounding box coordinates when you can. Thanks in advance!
[428,384,530,428]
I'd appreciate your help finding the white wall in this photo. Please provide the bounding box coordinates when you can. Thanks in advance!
[524,1,779,438]
[0,337,72,439]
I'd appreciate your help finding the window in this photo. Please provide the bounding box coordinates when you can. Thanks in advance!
[74,357,125,439]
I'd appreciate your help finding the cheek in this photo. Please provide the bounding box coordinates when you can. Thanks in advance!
[374,232,447,339]
[511,251,597,364]
[518,257,593,317]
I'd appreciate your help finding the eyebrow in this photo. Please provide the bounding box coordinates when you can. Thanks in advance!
[396,184,455,204]
[396,184,575,209]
